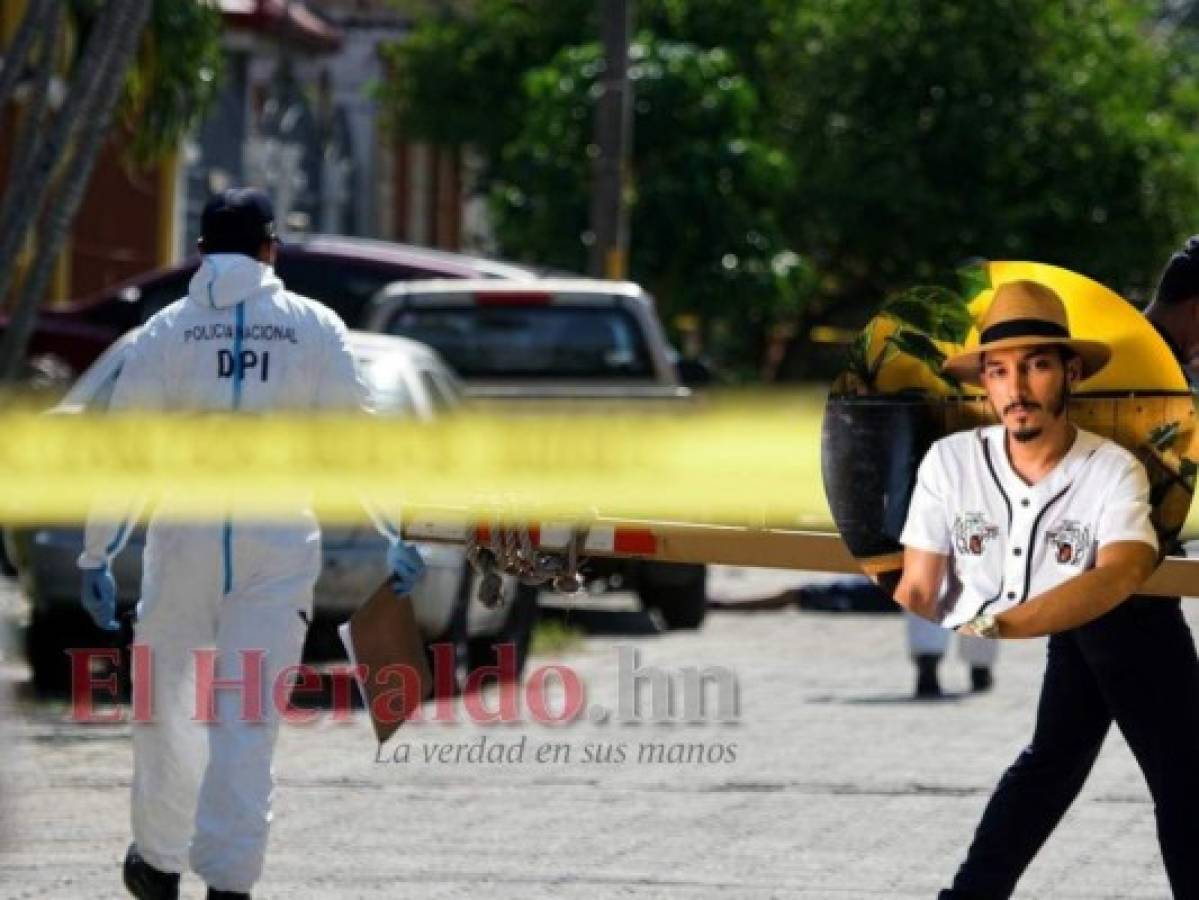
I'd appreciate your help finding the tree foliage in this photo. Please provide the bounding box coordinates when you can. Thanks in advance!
[771,0,1199,305]
[119,0,225,163]
[0,0,224,378]
[492,37,811,369]
[382,0,1199,378]
[379,0,592,168]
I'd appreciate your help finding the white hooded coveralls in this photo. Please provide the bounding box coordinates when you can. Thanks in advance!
[79,254,383,892]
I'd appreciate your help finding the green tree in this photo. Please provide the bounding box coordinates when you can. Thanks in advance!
[120,0,224,163]
[378,0,778,187]
[0,0,224,380]
[492,36,809,374]
[771,0,1199,308]
[381,0,1199,379]
[637,0,785,106]
[380,3,805,375]
[378,0,593,177]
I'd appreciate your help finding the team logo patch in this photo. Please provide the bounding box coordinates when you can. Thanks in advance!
[1047,520,1092,566]
[953,512,1000,556]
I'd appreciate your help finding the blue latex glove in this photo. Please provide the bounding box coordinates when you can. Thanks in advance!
[387,540,426,596]
[80,565,119,631]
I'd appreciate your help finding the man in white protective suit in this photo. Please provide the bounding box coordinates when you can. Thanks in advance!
[76,188,427,900]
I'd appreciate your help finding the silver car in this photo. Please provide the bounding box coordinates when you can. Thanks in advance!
[5,329,535,692]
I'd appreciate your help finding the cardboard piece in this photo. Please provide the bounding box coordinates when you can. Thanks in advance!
[338,580,432,743]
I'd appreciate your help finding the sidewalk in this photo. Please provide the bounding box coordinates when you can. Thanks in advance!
[0,577,1191,897]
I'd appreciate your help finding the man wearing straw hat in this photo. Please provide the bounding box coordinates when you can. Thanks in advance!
[894,280,1199,898]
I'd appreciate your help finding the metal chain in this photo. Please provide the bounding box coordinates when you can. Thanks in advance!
[465,524,587,608]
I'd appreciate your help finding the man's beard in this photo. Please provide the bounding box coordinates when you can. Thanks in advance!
[1007,381,1069,443]
[1012,426,1042,443]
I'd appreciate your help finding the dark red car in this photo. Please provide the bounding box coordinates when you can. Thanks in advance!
[3,235,537,379]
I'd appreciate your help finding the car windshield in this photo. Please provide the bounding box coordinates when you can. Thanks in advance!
[384,305,654,379]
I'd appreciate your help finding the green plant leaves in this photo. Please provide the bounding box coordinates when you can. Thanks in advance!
[878,285,974,342]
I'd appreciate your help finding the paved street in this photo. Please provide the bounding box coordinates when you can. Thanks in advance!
[0,569,1192,898]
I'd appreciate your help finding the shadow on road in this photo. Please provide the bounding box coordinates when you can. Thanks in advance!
[806,691,973,705]
[539,605,664,636]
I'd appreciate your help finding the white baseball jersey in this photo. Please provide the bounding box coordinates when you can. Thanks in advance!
[901,424,1157,629]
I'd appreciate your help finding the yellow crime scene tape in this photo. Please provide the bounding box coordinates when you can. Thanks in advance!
[0,395,834,526]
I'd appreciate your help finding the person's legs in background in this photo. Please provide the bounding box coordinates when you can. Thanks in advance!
[958,632,998,692]
[905,611,998,697]
[907,610,950,697]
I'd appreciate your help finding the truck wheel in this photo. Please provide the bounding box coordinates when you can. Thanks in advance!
[0,532,16,577]
[26,609,99,695]
[301,615,350,662]
[426,564,474,697]
[466,583,539,687]
[652,580,705,627]
[640,565,707,630]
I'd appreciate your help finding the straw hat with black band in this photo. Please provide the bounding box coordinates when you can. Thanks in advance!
[942,280,1111,386]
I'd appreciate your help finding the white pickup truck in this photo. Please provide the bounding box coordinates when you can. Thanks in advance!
[364,277,709,629]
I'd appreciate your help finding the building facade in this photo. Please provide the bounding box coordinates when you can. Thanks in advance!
[0,0,473,308]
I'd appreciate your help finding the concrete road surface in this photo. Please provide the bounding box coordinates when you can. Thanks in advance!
[0,571,1193,898]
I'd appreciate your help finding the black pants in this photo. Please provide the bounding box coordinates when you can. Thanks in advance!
[940,597,1199,900]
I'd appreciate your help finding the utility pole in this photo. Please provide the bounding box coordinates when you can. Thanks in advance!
[587,0,633,280]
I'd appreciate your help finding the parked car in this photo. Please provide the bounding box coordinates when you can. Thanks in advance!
[0,235,538,380]
[4,328,534,692]
[365,278,709,629]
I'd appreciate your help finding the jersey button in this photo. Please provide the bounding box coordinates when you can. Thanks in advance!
[1020,499,1030,507]
[1007,591,1016,600]
[1013,548,1022,556]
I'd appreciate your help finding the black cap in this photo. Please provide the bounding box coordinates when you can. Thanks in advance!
[1155,235,1199,306]
[199,188,279,257]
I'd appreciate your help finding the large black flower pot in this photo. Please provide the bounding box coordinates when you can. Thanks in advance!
[821,395,944,560]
